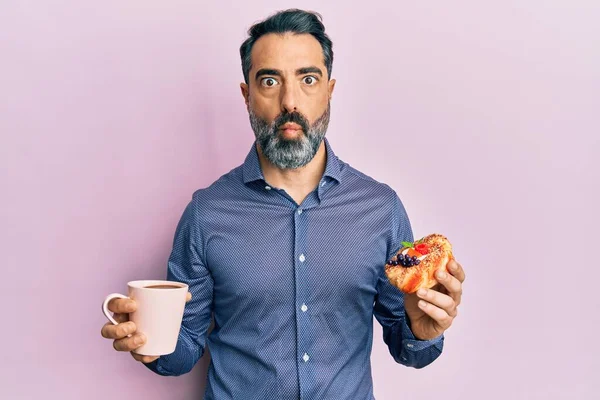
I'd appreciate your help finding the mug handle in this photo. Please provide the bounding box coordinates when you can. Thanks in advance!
[102,293,130,327]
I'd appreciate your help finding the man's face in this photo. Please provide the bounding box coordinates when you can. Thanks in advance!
[241,33,336,169]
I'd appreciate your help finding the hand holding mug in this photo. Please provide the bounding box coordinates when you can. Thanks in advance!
[101,280,191,364]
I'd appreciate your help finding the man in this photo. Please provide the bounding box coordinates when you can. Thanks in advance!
[101,8,465,399]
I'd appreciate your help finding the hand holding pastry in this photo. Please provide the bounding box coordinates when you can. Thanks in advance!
[385,234,466,340]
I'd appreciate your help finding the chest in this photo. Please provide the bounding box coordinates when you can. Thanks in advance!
[203,203,390,309]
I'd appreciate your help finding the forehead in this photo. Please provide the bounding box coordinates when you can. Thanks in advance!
[250,33,325,73]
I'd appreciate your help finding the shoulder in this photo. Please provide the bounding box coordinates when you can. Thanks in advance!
[339,159,404,206]
[175,164,246,226]
[190,164,245,204]
[338,159,411,229]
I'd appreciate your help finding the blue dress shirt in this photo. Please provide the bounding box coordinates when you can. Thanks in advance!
[145,138,444,399]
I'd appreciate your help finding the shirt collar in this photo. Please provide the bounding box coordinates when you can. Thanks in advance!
[242,137,343,185]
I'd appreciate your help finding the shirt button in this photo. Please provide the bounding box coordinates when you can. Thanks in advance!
[302,353,310,362]
[301,303,308,312]
[320,181,326,187]
[297,208,303,215]
[406,343,414,349]
[299,254,305,263]
[265,185,271,190]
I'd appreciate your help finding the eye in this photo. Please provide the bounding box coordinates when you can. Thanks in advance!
[303,76,318,85]
[261,77,279,87]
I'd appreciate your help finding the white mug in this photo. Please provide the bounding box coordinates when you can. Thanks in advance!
[102,280,188,356]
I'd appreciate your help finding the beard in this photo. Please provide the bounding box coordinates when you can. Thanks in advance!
[248,103,330,169]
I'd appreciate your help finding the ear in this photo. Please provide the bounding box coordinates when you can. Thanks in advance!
[240,82,250,107]
[328,78,336,100]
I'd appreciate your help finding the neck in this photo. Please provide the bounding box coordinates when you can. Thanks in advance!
[256,140,327,196]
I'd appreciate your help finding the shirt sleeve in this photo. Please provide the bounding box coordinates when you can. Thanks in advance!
[144,197,214,376]
[372,191,444,369]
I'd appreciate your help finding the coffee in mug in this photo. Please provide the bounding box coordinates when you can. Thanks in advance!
[102,280,188,356]
[143,284,182,289]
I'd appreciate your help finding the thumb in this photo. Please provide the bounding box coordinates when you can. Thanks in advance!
[131,352,159,364]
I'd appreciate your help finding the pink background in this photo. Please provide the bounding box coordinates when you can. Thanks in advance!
[1,1,598,399]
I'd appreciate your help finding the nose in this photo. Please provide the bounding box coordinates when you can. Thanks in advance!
[280,81,298,113]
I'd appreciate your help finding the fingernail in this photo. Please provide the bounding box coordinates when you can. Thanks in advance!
[417,288,427,297]
[418,300,427,308]
[437,271,447,279]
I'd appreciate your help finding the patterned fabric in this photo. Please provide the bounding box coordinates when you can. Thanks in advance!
[144,138,444,399]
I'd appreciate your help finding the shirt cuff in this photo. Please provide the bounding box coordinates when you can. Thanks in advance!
[142,353,177,376]
[401,315,444,350]
[143,358,162,374]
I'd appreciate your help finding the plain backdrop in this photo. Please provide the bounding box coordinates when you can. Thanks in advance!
[1,1,598,399]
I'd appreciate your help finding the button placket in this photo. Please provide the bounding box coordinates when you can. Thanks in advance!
[294,203,312,394]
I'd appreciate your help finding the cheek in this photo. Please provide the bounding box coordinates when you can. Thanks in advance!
[249,106,281,127]
[249,97,278,120]
[248,91,281,115]
[307,96,329,122]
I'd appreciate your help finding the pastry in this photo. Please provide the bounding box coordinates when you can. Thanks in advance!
[385,233,454,294]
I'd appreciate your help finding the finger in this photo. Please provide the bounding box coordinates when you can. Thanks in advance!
[418,300,454,330]
[436,269,463,307]
[186,292,192,302]
[447,260,466,283]
[113,333,146,352]
[101,321,136,339]
[131,352,160,364]
[108,298,137,314]
[416,288,457,317]
[113,312,129,324]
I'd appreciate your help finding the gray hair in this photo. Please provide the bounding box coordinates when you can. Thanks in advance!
[239,9,334,84]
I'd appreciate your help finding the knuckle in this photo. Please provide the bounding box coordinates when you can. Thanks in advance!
[442,309,451,321]
[113,299,133,313]
[114,337,132,352]
[445,315,454,326]
[115,325,127,338]
[125,338,137,351]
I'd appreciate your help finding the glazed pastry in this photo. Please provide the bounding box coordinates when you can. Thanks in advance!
[385,233,454,294]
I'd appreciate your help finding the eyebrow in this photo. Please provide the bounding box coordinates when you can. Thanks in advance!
[255,66,324,81]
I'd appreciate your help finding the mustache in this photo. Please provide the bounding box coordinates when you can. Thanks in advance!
[273,111,310,132]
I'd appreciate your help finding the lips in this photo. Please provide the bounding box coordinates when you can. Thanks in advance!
[279,123,302,131]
